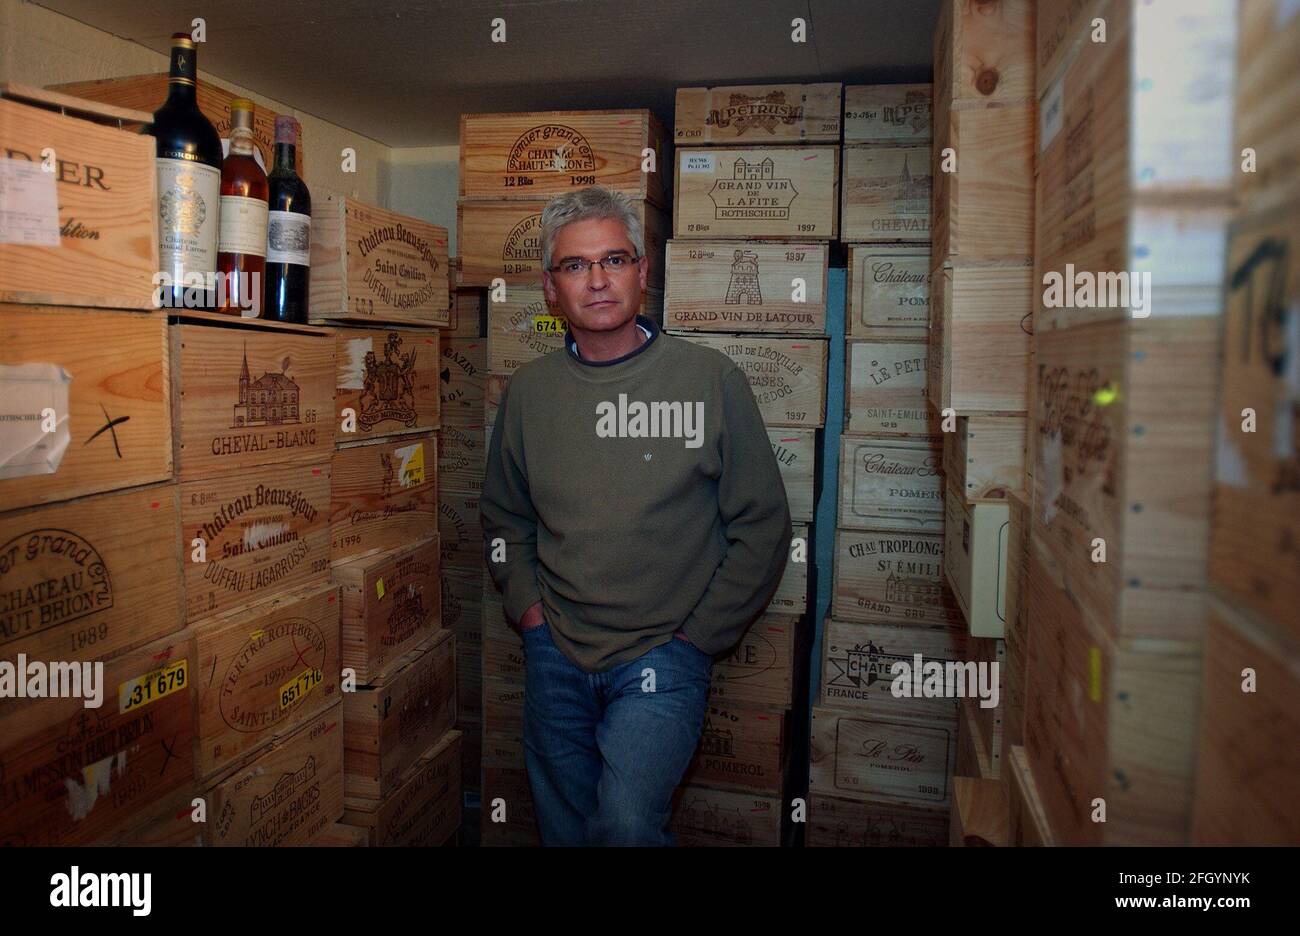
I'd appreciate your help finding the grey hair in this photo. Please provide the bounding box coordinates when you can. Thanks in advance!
[540,186,644,271]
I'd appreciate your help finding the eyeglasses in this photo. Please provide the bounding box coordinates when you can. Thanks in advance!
[548,252,642,277]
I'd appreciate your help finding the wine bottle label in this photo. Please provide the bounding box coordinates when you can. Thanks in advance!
[219,195,269,257]
[157,158,221,280]
[266,211,311,266]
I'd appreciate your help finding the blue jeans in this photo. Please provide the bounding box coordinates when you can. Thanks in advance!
[520,619,712,846]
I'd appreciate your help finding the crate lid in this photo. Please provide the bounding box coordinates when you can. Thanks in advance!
[0,82,153,127]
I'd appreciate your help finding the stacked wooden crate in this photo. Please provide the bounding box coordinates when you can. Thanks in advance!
[1193,0,1300,846]
[667,83,836,846]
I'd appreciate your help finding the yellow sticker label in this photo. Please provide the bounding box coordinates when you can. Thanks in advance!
[249,629,265,642]
[1088,646,1102,703]
[395,442,424,488]
[533,315,566,334]
[376,577,385,600]
[279,667,323,711]
[119,659,188,714]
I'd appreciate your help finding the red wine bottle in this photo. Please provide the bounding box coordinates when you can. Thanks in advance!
[263,116,311,323]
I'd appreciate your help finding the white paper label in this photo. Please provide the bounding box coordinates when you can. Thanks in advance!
[219,195,269,257]
[0,362,72,479]
[0,158,60,246]
[339,337,370,390]
[266,210,311,266]
[157,158,221,280]
[682,153,716,174]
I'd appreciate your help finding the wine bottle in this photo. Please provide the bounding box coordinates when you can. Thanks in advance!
[263,116,311,323]
[217,99,268,315]
[152,32,223,311]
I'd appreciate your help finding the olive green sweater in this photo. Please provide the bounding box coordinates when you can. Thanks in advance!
[480,315,793,673]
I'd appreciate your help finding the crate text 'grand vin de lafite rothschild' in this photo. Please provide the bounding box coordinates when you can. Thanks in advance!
[264,115,311,322]
[217,98,268,314]
[152,32,222,311]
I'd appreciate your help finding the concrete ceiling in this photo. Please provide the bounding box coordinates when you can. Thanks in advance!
[32,0,940,147]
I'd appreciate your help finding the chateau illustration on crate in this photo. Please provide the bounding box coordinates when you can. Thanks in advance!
[233,347,300,427]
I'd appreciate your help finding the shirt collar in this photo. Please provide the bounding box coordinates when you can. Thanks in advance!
[565,314,660,367]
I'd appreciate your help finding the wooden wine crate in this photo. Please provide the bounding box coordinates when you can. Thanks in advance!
[448,285,486,337]
[675,83,842,146]
[50,73,304,177]
[1036,0,1099,94]
[1023,538,1202,845]
[966,637,1007,777]
[0,308,170,510]
[334,328,442,442]
[927,259,1032,413]
[194,581,340,779]
[479,765,540,846]
[0,628,195,846]
[309,194,450,327]
[1191,596,1300,845]
[673,146,839,240]
[672,786,783,847]
[438,336,485,419]
[845,340,938,437]
[482,674,526,737]
[459,716,482,795]
[342,628,457,799]
[954,692,993,781]
[819,617,968,724]
[1211,197,1300,636]
[457,197,668,287]
[113,786,205,847]
[342,730,462,847]
[837,436,944,533]
[330,433,438,563]
[949,776,1008,846]
[459,109,668,207]
[483,373,509,429]
[440,566,483,638]
[943,415,1026,500]
[943,482,1010,638]
[674,333,828,428]
[311,823,369,847]
[809,707,956,808]
[663,240,827,333]
[0,482,183,668]
[832,527,960,628]
[708,612,799,709]
[1006,745,1056,846]
[0,87,157,309]
[1033,317,1217,642]
[1003,489,1030,750]
[1235,0,1300,213]
[806,794,950,847]
[843,84,933,144]
[769,522,809,615]
[683,703,790,797]
[481,598,524,687]
[205,700,344,846]
[933,0,1035,106]
[333,536,441,686]
[437,418,485,491]
[845,245,931,339]
[768,428,815,523]
[438,488,483,573]
[180,462,331,624]
[840,145,931,243]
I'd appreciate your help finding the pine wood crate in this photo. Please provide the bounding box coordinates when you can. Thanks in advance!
[333,536,441,686]
[674,333,827,428]
[1033,317,1217,642]
[50,73,304,177]
[330,433,437,563]
[342,729,462,847]
[927,259,1032,413]
[439,336,485,419]
[768,427,815,523]
[931,100,1035,261]
[933,0,1035,107]
[113,785,206,846]
[672,785,783,847]
[448,285,486,338]
[205,700,344,846]
[459,716,482,795]
[663,240,828,333]
[708,611,800,709]
[440,566,483,639]
[482,674,526,738]
[438,488,483,573]
[481,725,525,771]
[0,628,194,846]
[943,480,1010,638]
[1036,0,1099,95]
[437,417,485,492]
[949,776,1008,846]
[342,628,457,800]
[809,707,956,809]
[832,527,962,627]
[1006,744,1057,846]
[0,482,182,668]
[180,462,331,624]
[840,145,931,243]
[457,198,668,287]
[845,245,932,340]
[770,522,809,615]
[837,435,944,533]
[194,581,341,780]
[484,373,509,428]
[845,339,938,437]
[943,415,1026,500]
[683,703,790,797]
[1211,197,1299,636]
[1191,596,1300,845]
[481,595,524,687]
[309,194,450,328]
[843,84,933,144]
[819,617,968,724]
[480,765,540,846]
[1235,0,1300,213]
[459,109,668,206]
[1002,489,1030,751]
[1023,537,1202,845]
[0,308,170,510]
[334,328,441,443]
[675,83,842,146]
[955,691,993,781]
[806,794,950,847]
[673,146,839,240]
[312,823,369,846]
[0,87,156,309]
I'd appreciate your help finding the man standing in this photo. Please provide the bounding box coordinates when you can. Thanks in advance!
[480,186,792,846]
